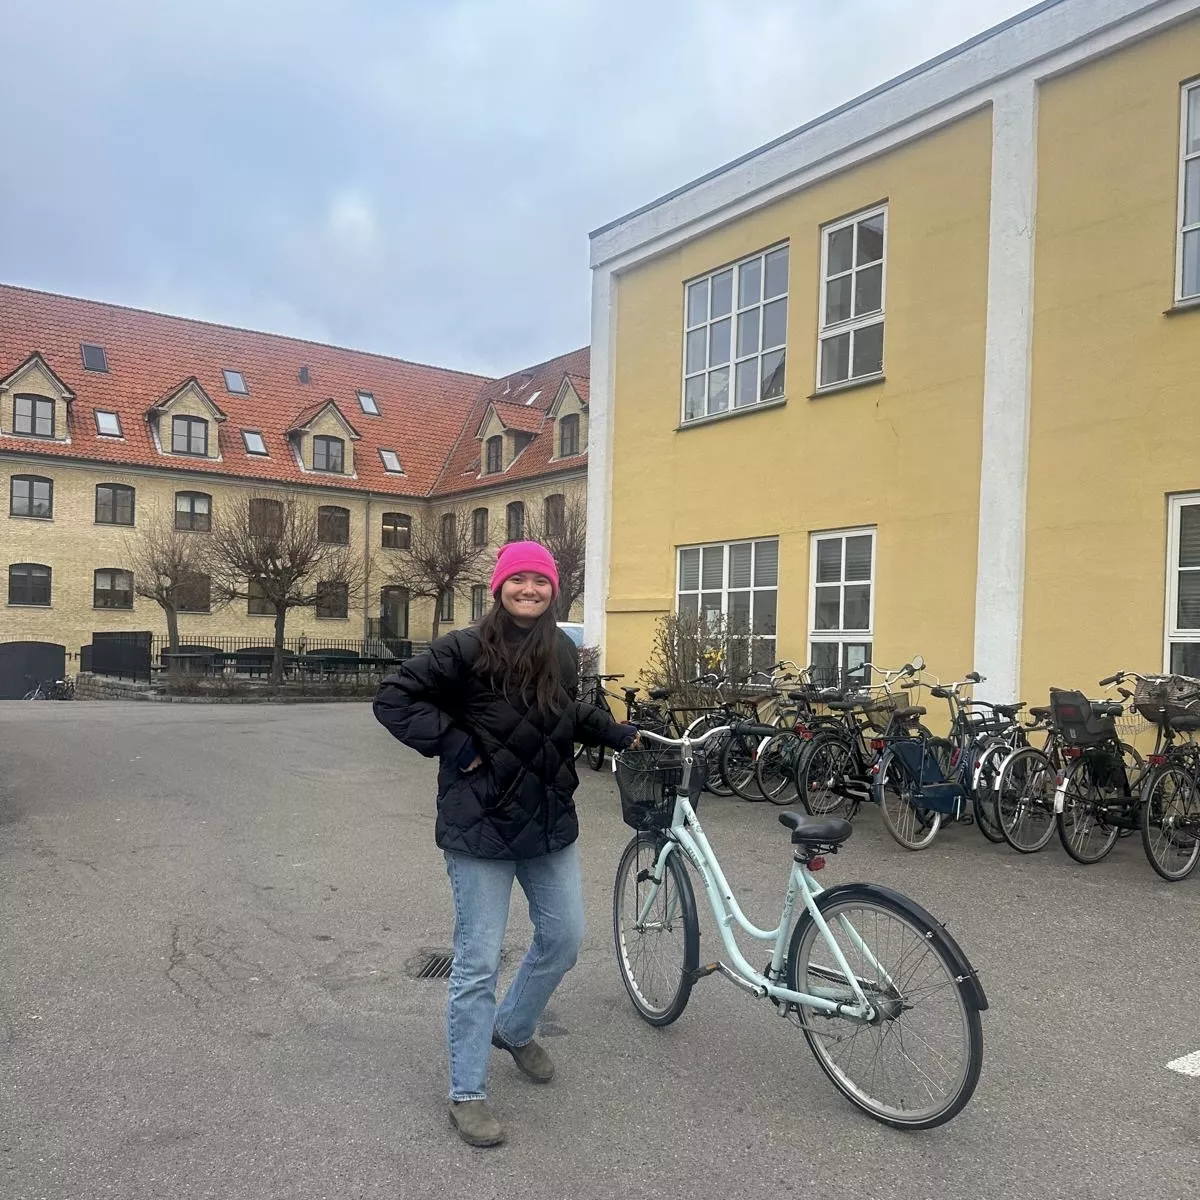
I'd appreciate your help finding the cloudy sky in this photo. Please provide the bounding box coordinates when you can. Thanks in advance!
[2,0,1033,377]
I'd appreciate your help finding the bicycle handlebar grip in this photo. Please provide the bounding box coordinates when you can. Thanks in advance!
[1098,673,1122,686]
[733,721,780,739]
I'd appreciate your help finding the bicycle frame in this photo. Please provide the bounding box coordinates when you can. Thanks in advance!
[631,739,890,1022]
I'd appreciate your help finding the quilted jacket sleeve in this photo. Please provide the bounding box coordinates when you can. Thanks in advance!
[373,632,478,770]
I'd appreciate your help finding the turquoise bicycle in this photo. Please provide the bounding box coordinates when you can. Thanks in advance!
[611,722,987,1129]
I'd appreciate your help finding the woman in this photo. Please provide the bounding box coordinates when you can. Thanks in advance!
[373,540,638,1148]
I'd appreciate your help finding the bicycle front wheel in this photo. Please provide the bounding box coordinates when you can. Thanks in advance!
[798,735,858,818]
[720,728,766,802]
[786,884,984,1129]
[877,750,942,850]
[612,834,699,1026]
[969,743,1006,843]
[996,746,1056,853]
[1056,753,1121,864]
[1140,764,1200,882]
[756,731,801,805]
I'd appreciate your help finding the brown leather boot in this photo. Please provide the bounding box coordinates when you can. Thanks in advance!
[448,1099,505,1147]
[491,1034,555,1083]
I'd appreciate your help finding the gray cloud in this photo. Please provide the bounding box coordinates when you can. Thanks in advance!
[1,0,1032,375]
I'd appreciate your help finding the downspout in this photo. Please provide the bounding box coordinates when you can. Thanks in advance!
[363,492,373,646]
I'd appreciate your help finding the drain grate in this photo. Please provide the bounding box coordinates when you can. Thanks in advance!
[413,951,454,980]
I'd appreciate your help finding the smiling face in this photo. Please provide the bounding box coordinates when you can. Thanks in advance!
[499,572,554,625]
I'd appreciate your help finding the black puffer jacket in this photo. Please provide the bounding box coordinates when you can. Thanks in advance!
[373,626,635,859]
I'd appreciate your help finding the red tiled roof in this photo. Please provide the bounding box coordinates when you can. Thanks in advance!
[431,346,590,497]
[485,400,546,435]
[0,285,491,497]
[287,398,362,439]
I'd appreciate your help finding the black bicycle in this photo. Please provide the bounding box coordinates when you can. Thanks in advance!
[575,674,674,771]
[23,676,75,701]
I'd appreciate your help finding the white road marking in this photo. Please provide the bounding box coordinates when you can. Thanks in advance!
[1166,1050,1200,1077]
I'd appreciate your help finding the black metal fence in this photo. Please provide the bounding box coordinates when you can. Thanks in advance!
[91,631,154,682]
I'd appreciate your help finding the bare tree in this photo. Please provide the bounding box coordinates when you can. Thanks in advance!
[525,491,587,620]
[380,506,491,641]
[207,492,366,684]
[125,510,217,656]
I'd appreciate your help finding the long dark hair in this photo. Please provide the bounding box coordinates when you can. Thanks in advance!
[475,597,567,715]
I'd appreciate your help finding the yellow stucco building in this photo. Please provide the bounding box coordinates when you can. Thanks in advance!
[586,0,1200,705]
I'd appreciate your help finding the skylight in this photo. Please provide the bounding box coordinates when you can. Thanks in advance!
[379,449,403,473]
[524,390,542,406]
[223,369,249,394]
[94,410,122,437]
[242,430,268,455]
[81,343,108,373]
[357,390,380,415]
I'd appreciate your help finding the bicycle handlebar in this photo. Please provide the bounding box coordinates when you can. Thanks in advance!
[634,720,777,751]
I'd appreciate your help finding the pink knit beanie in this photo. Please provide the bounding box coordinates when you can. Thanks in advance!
[490,540,559,595]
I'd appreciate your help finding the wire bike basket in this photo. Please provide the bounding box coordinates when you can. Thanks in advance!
[613,747,706,831]
[1131,674,1200,725]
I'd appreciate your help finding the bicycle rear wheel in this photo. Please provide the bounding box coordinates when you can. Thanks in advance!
[876,750,942,850]
[720,728,766,802]
[612,834,699,1026]
[1140,763,1200,881]
[1056,753,1121,864]
[798,735,859,818]
[786,884,984,1129]
[968,742,1005,843]
[686,714,735,796]
[757,731,801,806]
[996,746,1056,853]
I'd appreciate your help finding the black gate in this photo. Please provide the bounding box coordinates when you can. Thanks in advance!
[0,641,67,699]
[91,631,153,682]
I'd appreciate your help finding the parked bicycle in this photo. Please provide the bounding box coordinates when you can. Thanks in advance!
[610,721,987,1129]
[22,676,75,701]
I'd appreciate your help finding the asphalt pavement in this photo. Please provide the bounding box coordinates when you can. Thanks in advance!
[1,700,1197,1200]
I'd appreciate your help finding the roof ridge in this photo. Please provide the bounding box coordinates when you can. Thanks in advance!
[0,282,497,385]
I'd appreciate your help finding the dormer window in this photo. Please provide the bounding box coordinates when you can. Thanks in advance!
[484,436,503,475]
[559,413,580,458]
[379,449,403,473]
[81,343,108,373]
[313,435,344,473]
[223,369,248,395]
[172,415,208,456]
[14,395,54,438]
[242,430,268,455]
[95,411,122,437]
[357,390,379,415]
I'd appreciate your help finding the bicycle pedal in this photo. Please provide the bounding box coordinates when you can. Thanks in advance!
[687,963,721,983]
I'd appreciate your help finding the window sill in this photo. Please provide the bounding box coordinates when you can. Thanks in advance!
[95,521,136,528]
[808,373,886,400]
[9,513,53,521]
[677,396,787,431]
[93,606,134,612]
[1163,296,1200,317]
[7,602,52,608]
[315,615,351,621]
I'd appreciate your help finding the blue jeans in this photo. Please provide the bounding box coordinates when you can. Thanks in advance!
[443,843,584,1102]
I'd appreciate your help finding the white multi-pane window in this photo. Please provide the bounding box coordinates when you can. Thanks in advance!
[808,528,875,686]
[1166,495,1200,673]
[682,246,788,422]
[1178,83,1200,302]
[818,207,886,388]
[676,538,779,672]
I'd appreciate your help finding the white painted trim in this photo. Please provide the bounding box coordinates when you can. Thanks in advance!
[1176,81,1200,300]
[584,267,615,658]
[973,80,1038,703]
[1162,493,1200,669]
[808,528,877,678]
[817,206,888,390]
[590,1,1197,270]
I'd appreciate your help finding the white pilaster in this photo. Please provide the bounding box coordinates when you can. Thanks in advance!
[583,267,615,660]
[973,80,1038,701]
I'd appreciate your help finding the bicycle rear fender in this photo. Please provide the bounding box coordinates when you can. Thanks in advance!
[812,881,989,1011]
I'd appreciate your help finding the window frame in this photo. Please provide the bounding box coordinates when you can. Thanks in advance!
[558,413,580,458]
[222,369,248,395]
[8,562,51,607]
[380,585,409,638]
[247,579,276,616]
[95,482,135,526]
[248,497,284,539]
[1177,82,1200,303]
[484,435,503,475]
[81,343,108,372]
[471,507,489,547]
[313,434,345,474]
[317,504,351,545]
[808,526,876,687]
[381,511,412,550]
[681,243,790,424]
[471,584,489,622]
[242,429,268,456]
[93,567,134,610]
[172,415,209,456]
[439,588,455,623]
[176,572,211,614]
[544,493,566,537]
[94,410,122,437]
[1164,493,1200,670]
[505,500,525,542]
[357,390,380,415]
[315,580,349,620]
[10,474,53,519]
[174,491,212,533]
[13,394,55,438]
[378,448,403,474]
[675,537,780,673]
[817,205,888,391]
